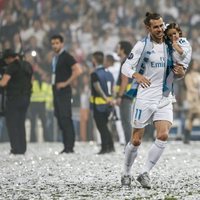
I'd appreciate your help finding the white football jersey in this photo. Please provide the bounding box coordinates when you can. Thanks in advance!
[122,40,168,101]
[173,37,192,69]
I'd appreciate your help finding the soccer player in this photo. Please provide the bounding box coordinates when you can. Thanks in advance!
[120,12,185,188]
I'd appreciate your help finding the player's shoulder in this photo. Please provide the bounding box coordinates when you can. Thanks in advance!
[139,36,148,44]
[134,38,146,50]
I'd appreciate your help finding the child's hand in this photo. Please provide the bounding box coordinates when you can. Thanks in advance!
[172,35,177,43]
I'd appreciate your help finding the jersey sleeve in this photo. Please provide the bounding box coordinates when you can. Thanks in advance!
[121,41,144,78]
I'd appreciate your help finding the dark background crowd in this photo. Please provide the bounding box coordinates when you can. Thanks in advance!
[0,0,200,142]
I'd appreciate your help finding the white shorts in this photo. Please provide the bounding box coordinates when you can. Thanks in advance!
[131,99,173,128]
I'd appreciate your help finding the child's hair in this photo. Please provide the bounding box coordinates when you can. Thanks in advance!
[164,23,183,37]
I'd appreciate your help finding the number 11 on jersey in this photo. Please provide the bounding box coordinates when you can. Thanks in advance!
[134,108,142,120]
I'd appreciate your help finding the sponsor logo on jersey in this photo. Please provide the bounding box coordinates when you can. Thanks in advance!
[179,38,186,44]
[128,53,134,60]
[151,62,165,68]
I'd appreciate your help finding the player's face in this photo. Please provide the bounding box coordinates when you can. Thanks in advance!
[51,39,63,53]
[166,28,179,42]
[147,18,164,43]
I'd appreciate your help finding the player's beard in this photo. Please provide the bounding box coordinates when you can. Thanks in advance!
[151,32,164,43]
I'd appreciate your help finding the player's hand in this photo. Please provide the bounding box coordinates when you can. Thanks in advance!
[173,63,185,78]
[133,73,151,88]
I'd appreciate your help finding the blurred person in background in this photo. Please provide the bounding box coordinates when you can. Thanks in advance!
[0,55,8,142]
[29,67,48,142]
[50,34,82,154]
[26,53,50,142]
[90,51,115,154]
[116,41,133,145]
[104,54,125,145]
[120,12,185,189]
[43,73,55,142]
[80,72,90,142]
[184,59,200,144]
[0,49,32,154]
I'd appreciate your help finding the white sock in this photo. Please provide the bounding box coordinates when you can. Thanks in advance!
[141,139,167,174]
[123,142,139,176]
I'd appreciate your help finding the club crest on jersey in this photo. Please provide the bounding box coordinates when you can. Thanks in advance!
[128,53,134,59]
[179,38,186,44]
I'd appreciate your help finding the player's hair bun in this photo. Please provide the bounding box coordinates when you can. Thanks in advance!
[145,12,151,17]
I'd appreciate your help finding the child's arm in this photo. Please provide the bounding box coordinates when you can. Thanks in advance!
[172,41,183,55]
[172,42,184,55]
[172,35,184,55]
[173,37,192,70]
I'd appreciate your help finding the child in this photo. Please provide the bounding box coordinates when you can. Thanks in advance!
[158,22,192,108]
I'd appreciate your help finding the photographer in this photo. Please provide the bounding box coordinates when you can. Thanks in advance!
[0,49,33,154]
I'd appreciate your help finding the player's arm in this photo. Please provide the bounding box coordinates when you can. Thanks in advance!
[121,41,142,79]
[173,63,186,79]
[121,41,151,88]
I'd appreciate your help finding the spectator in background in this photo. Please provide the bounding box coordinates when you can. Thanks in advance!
[116,41,133,145]
[26,53,50,142]
[80,72,90,141]
[90,51,115,154]
[29,67,48,142]
[184,60,200,144]
[0,49,32,154]
[50,34,82,154]
[105,54,125,145]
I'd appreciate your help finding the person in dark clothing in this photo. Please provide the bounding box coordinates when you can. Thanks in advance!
[0,49,33,154]
[0,57,6,116]
[50,34,82,154]
[116,41,133,144]
[90,51,115,154]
